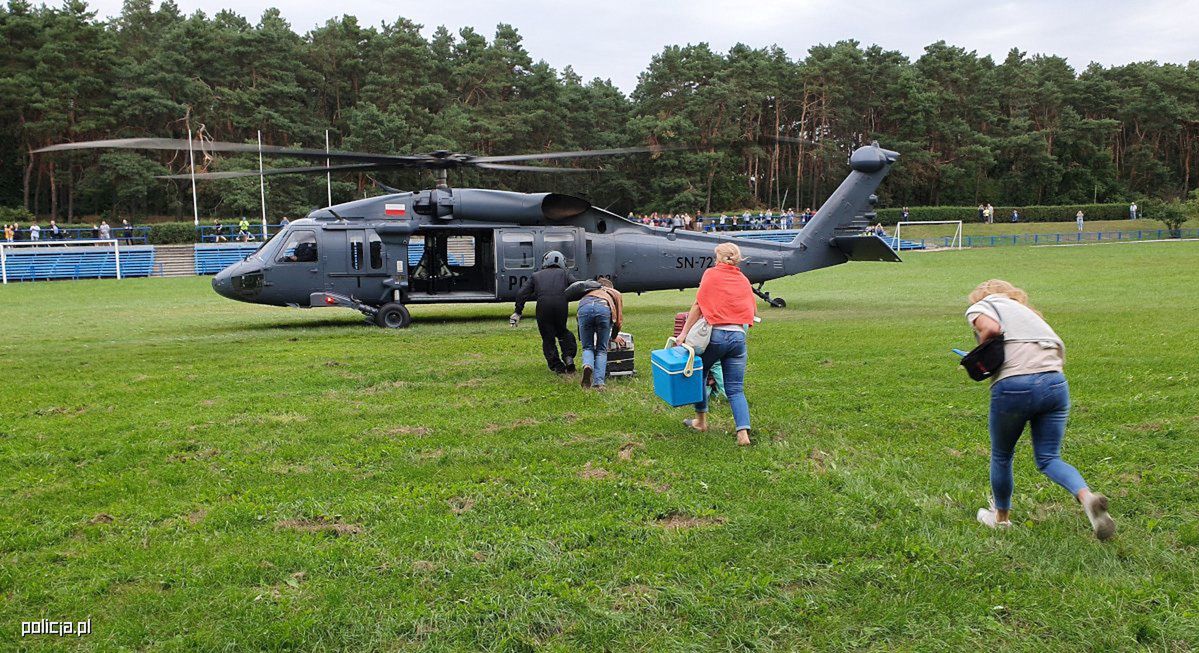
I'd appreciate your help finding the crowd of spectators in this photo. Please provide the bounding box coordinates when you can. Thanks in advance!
[625,208,818,232]
[3,219,144,245]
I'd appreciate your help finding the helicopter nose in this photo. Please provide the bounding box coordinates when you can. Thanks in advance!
[212,267,235,300]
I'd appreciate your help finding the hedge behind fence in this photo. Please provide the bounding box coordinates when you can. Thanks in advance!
[873,203,1132,225]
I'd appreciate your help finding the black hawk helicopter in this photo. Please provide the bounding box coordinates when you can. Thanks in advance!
[37,137,901,328]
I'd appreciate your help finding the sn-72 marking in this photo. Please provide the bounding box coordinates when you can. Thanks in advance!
[676,256,714,269]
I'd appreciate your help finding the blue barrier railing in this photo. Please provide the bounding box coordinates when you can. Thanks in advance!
[919,228,1199,249]
[1,245,156,282]
[4,226,150,244]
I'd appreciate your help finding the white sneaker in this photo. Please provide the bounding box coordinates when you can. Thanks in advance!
[1082,493,1116,541]
[977,508,1011,529]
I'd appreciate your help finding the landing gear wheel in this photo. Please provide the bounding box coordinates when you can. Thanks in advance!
[770,297,787,308]
[374,302,411,329]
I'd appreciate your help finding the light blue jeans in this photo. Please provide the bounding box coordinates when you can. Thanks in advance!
[576,299,612,386]
[989,371,1088,510]
[694,329,750,431]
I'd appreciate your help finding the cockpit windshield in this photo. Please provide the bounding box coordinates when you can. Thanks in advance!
[247,229,287,262]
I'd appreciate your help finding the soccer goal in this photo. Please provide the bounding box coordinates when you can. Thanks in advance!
[1,239,123,284]
[894,220,963,250]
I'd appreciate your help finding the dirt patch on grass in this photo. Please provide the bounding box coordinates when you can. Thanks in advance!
[579,462,611,480]
[1128,420,1169,433]
[448,497,475,515]
[384,426,432,438]
[655,512,725,530]
[89,513,114,525]
[276,516,363,536]
[323,360,346,367]
[483,418,540,434]
[412,560,438,573]
[642,479,671,493]
[415,448,445,461]
[946,448,964,458]
[617,442,641,461]
[808,448,831,473]
[185,509,207,525]
[169,448,221,463]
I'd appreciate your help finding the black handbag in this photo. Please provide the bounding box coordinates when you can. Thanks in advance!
[960,300,1006,381]
[960,334,1006,381]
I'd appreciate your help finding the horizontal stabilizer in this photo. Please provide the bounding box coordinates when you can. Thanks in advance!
[830,235,902,262]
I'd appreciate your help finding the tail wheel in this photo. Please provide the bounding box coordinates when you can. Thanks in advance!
[770,297,787,308]
[374,302,411,329]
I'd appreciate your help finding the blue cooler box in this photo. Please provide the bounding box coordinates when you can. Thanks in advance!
[651,346,704,407]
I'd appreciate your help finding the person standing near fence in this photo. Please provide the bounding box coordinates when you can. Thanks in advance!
[4,223,14,242]
[122,219,133,244]
[1129,202,1137,220]
[49,220,60,239]
[99,221,110,241]
[1076,210,1085,232]
[966,279,1116,540]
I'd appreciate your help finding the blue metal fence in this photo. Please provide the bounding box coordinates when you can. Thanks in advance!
[1,245,157,282]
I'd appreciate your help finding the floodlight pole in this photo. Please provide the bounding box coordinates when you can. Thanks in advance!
[258,130,268,240]
[325,129,333,207]
[188,126,199,227]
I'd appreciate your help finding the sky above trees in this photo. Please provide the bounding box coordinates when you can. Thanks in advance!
[80,0,1199,92]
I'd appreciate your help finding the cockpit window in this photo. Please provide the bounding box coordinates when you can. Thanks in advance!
[247,229,286,262]
[277,231,318,263]
[369,232,383,269]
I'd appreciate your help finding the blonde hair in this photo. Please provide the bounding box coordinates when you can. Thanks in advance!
[969,279,1038,313]
[714,242,743,266]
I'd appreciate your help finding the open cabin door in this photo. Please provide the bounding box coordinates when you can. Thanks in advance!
[407,229,496,301]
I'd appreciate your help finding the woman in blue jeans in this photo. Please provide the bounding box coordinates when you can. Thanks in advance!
[967,279,1115,540]
[679,243,757,446]
[576,278,623,390]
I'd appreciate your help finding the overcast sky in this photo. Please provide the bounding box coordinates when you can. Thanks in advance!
[84,0,1199,92]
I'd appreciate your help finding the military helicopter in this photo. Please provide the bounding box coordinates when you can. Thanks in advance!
[37,137,901,328]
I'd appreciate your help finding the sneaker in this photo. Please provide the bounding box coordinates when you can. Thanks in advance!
[592,384,607,392]
[1082,493,1116,541]
[564,356,576,374]
[976,508,1011,529]
[581,365,593,389]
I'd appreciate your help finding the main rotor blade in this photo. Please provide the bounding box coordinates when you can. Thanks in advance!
[37,138,419,164]
[475,162,599,173]
[768,135,820,146]
[475,143,693,164]
[158,162,392,180]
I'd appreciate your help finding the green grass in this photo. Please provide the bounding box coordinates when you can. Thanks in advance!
[2,242,1198,651]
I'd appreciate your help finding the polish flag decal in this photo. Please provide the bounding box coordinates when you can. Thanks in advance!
[384,203,406,216]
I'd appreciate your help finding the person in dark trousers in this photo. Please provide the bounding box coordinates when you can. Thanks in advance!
[511,250,578,374]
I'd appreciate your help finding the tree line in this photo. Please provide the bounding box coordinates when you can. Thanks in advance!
[2,0,1197,222]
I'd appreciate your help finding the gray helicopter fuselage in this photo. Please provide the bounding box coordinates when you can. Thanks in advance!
[211,143,902,319]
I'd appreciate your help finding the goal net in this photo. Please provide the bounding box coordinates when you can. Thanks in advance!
[1,239,124,284]
[894,220,963,250]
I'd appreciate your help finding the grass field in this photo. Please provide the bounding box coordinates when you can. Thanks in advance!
[2,241,1198,650]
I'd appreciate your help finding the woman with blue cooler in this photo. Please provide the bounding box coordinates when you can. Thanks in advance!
[679,243,757,446]
[577,278,623,391]
[967,279,1115,540]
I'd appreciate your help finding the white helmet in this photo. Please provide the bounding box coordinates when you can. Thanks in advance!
[542,250,565,268]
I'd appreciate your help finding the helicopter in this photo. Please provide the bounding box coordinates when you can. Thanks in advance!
[37,138,901,328]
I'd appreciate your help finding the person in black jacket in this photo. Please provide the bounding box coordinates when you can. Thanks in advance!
[511,251,578,373]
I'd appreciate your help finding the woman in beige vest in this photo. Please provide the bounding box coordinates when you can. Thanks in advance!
[967,279,1115,540]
